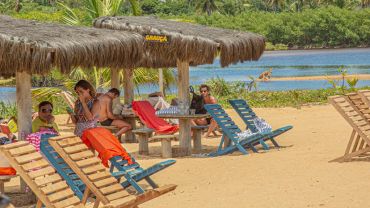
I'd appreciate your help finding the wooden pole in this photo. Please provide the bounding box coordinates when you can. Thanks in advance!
[123,68,134,104]
[158,68,164,95]
[177,59,192,156]
[123,68,136,143]
[16,70,32,192]
[110,68,121,107]
[16,70,32,140]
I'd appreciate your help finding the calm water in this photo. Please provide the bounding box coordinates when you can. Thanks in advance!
[1,48,370,103]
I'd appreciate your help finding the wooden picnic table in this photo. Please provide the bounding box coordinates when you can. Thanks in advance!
[120,112,210,155]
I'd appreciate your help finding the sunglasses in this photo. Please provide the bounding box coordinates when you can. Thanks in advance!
[41,108,53,113]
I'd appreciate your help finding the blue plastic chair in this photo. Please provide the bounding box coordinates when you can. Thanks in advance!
[109,156,176,194]
[204,104,270,156]
[229,99,293,148]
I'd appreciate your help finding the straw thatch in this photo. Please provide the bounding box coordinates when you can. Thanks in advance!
[0,15,144,77]
[94,16,266,68]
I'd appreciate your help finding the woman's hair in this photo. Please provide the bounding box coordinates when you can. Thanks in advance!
[199,84,211,92]
[74,80,96,97]
[38,101,53,110]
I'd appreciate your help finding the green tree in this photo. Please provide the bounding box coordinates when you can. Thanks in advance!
[195,0,219,15]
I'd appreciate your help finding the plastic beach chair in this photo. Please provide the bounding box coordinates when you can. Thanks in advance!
[229,99,293,149]
[48,135,177,208]
[0,141,92,208]
[204,104,271,156]
[329,91,370,162]
[109,155,175,194]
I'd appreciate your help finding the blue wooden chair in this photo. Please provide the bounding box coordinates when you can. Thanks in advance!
[229,99,293,148]
[109,156,176,194]
[40,134,86,199]
[204,104,270,156]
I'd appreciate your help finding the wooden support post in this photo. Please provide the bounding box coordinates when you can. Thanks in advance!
[159,68,164,95]
[177,60,192,156]
[123,68,137,143]
[16,70,32,192]
[16,70,32,140]
[111,68,121,107]
[192,129,202,154]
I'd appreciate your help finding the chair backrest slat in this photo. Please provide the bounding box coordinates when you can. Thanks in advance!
[0,142,83,208]
[229,99,259,133]
[204,104,242,140]
[329,95,370,142]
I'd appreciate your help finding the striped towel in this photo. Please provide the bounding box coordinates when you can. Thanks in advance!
[155,106,179,115]
[253,117,272,133]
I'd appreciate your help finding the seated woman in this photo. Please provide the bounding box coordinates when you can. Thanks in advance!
[32,101,59,133]
[193,84,219,137]
[68,80,100,137]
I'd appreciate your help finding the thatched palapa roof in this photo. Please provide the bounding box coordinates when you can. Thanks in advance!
[0,15,144,77]
[94,16,266,67]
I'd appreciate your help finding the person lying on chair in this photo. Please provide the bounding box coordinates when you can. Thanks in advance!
[32,101,59,133]
[98,88,131,138]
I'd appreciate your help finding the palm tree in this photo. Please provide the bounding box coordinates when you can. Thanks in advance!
[195,0,219,15]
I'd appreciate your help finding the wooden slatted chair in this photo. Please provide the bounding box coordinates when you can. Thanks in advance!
[0,141,90,208]
[329,93,370,162]
[48,135,177,208]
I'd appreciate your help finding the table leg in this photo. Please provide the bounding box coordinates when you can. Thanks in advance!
[178,118,192,156]
[124,117,137,143]
[192,129,202,154]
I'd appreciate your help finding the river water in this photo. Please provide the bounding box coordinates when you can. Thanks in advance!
[1,48,370,103]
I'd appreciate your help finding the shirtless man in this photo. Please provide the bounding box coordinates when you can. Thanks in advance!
[193,84,218,137]
[98,88,131,138]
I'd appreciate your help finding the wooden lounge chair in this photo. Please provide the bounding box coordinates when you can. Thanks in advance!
[41,134,175,195]
[48,135,177,208]
[204,104,273,156]
[40,135,87,199]
[229,99,293,150]
[0,141,91,208]
[329,93,370,162]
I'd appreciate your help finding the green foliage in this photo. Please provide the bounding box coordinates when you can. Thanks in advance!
[347,78,359,90]
[0,101,17,119]
[193,7,370,48]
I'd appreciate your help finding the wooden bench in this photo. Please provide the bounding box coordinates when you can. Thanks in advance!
[132,128,154,155]
[132,128,178,158]
[0,175,14,194]
[191,125,208,154]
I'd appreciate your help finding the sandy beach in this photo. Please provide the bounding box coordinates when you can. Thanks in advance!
[258,74,370,81]
[4,104,370,208]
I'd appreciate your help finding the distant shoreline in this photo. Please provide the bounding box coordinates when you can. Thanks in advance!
[259,74,370,81]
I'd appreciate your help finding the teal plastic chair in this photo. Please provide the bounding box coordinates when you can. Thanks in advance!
[229,99,293,148]
[204,104,271,156]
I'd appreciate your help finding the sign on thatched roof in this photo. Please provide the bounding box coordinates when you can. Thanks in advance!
[94,16,265,68]
[0,15,144,77]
